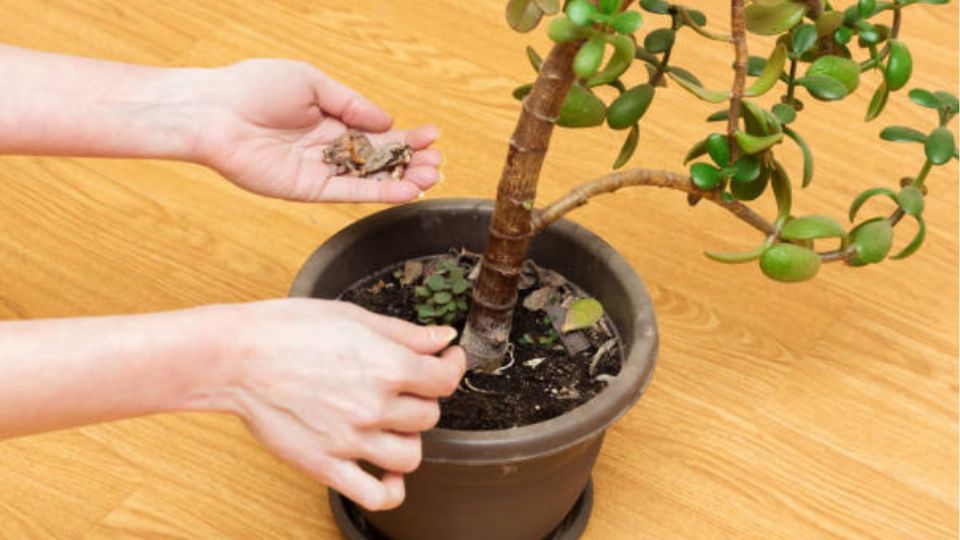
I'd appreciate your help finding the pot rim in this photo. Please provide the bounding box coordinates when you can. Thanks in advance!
[290,198,658,465]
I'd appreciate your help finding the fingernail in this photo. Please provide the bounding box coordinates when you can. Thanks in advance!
[431,326,458,343]
[417,190,426,199]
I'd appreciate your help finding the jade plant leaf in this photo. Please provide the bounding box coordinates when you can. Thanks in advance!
[746,43,787,97]
[607,84,655,129]
[890,215,926,260]
[705,243,768,264]
[745,0,806,36]
[588,34,636,87]
[534,0,561,15]
[880,126,927,143]
[562,298,604,332]
[557,84,607,128]
[690,162,723,190]
[797,75,849,101]
[735,130,783,155]
[885,40,913,91]
[644,28,675,54]
[705,133,730,167]
[781,215,847,241]
[783,126,814,187]
[849,187,898,221]
[805,55,860,93]
[574,34,606,78]
[668,72,730,103]
[612,11,643,34]
[865,80,889,121]
[925,127,956,165]
[791,23,818,56]
[850,218,894,263]
[897,185,924,216]
[613,124,640,169]
[759,243,821,282]
[506,0,544,33]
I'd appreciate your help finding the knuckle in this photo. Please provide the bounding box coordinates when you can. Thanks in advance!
[397,440,423,473]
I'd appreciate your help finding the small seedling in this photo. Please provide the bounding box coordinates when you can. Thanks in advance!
[415,258,472,324]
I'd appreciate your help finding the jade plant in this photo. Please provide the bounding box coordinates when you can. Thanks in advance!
[456,0,957,372]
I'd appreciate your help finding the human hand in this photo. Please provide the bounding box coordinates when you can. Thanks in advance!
[199,299,464,510]
[197,59,442,203]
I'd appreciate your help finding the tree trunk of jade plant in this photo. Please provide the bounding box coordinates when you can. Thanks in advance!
[461,42,581,372]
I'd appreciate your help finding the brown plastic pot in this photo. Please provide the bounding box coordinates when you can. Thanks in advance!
[290,199,657,540]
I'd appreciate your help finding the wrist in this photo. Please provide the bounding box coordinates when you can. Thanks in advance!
[160,303,248,416]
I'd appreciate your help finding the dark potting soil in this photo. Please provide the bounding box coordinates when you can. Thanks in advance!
[338,253,623,430]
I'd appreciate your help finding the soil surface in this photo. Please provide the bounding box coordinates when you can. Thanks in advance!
[338,253,623,430]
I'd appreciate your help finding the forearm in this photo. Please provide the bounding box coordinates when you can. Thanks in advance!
[0,44,211,161]
[0,305,236,439]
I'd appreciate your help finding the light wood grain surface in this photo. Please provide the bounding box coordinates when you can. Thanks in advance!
[0,2,957,539]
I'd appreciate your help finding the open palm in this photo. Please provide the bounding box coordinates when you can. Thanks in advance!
[201,59,441,203]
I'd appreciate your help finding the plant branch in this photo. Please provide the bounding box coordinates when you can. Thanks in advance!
[727,0,748,161]
[805,0,823,19]
[532,168,775,235]
[860,2,903,71]
[649,12,680,86]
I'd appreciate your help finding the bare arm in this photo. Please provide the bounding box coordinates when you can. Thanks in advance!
[0,300,465,511]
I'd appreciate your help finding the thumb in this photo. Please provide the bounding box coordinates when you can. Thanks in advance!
[309,70,393,132]
[341,304,458,354]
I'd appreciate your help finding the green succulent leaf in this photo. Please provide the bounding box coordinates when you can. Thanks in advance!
[678,7,730,41]
[684,137,709,164]
[526,46,543,72]
[512,83,534,100]
[746,44,788,97]
[705,243,768,264]
[639,0,670,14]
[690,162,723,190]
[805,55,860,93]
[613,124,640,169]
[850,219,894,263]
[644,28,676,54]
[557,84,607,128]
[925,127,956,165]
[562,298,604,332]
[735,130,783,155]
[760,243,821,283]
[506,0,544,33]
[705,133,730,167]
[548,15,591,42]
[731,160,770,200]
[741,100,782,136]
[670,73,731,103]
[791,24,818,56]
[885,40,913,91]
[907,88,940,109]
[574,34,606,78]
[707,110,729,122]
[415,286,431,298]
[668,66,702,86]
[772,103,797,124]
[897,185,925,216]
[858,0,877,17]
[781,215,847,241]
[746,56,767,76]
[865,80,890,122]
[834,25,854,45]
[612,11,643,34]
[598,0,622,15]
[534,0,562,15]
[783,126,814,188]
[771,159,793,220]
[890,215,926,260]
[745,0,806,36]
[849,187,897,221]
[588,34,636,86]
[566,0,596,26]
[607,84,655,129]
[417,304,436,319]
[728,155,762,182]
[433,291,453,304]
[815,11,845,37]
[796,76,849,101]
[880,125,927,143]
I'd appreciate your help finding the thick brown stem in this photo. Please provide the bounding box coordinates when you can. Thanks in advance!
[727,0,748,162]
[805,0,823,19]
[533,168,775,236]
[461,42,580,371]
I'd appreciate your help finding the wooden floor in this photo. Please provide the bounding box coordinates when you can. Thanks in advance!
[0,1,957,538]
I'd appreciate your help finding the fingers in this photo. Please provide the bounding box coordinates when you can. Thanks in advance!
[327,459,406,511]
[378,396,441,432]
[342,306,457,354]
[368,125,440,151]
[315,177,423,203]
[394,348,466,398]
[310,71,393,133]
[360,432,422,473]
